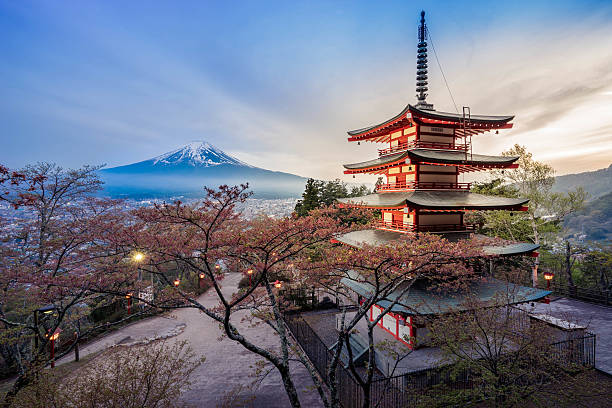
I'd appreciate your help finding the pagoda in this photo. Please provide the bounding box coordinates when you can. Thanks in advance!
[337,11,529,242]
[332,12,547,355]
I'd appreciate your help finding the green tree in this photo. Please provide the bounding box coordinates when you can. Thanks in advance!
[294,178,322,216]
[469,145,587,286]
[320,179,349,206]
[294,178,370,216]
[581,244,612,292]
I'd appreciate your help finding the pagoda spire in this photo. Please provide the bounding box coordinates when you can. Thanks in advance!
[415,11,433,110]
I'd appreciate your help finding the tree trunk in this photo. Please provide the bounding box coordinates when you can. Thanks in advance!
[279,365,302,408]
[2,371,32,408]
[565,241,575,291]
[530,216,540,288]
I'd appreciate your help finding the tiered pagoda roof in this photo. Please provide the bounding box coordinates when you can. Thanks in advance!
[340,271,549,316]
[338,191,528,211]
[333,9,537,253]
[343,149,519,174]
[347,104,514,143]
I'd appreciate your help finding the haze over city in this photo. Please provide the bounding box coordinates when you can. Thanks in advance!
[2,0,611,183]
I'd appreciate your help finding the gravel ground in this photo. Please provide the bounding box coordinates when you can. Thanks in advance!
[58,273,323,407]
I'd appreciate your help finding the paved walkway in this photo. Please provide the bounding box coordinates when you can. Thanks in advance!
[59,273,324,407]
[530,297,612,375]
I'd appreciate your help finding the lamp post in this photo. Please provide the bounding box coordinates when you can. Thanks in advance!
[33,305,57,350]
[247,269,254,286]
[73,331,80,362]
[46,328,61,368]
[132,251,145,280]
[543,272,554,304]
[198,273,205,288]
[126,293,133,315]
[544,272,554,290]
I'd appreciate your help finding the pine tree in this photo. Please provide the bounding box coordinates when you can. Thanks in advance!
[294,178,322,216]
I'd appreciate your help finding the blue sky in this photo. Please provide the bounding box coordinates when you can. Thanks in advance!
[1,0,611,182]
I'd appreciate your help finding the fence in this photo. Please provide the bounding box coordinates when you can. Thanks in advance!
[549,332,596,367]
[284,313,597,408]
[551,284,611,306]
[281,287,341,310]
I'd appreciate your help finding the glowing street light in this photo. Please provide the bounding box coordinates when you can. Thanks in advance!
[126,293,133,315]
[543,272,554,304]
[33,305,57,350]
[198,273,205,288]
[544,272,554,289]
[132,251,145,281]
[46,328,61,368]
[274,280,282,289]
[132,252,145,262]
[173,278,180,287]
[247,269,254,286]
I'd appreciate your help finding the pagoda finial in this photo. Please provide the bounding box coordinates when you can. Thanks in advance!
[415,10,434,110]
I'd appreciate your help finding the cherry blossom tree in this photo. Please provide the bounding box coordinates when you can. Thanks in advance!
[92,183,489,408]
[0,163,136,406]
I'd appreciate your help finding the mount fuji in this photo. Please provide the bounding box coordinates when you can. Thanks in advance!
[100,141,308,199]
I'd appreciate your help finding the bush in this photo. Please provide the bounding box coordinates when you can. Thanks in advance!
[10,340,204,408]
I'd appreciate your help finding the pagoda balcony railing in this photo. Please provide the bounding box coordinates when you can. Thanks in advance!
[416,224,477,233]
[378,220,413,233]
[378,140,469,156]
[376,181,472,191]
[377,220,477,233]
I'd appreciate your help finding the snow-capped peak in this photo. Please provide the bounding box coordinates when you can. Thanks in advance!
[152,141,251,168]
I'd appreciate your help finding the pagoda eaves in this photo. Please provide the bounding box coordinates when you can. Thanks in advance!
[337,191,528,211]
[343,150,519,175]
[347,104,514,143]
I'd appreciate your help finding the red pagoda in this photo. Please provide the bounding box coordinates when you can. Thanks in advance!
[337,11,529,243]
[330,10,547,362]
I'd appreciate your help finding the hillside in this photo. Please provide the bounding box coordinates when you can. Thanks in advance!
[553,164,612,200]
[100,141,308,199]
[564,191,612,241]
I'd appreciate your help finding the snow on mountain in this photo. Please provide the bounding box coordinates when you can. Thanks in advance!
[151,141,252,168]
[100,140,307,199]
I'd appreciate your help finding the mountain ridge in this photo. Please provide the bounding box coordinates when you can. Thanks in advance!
[100,141,307,199]
[552,164,612,200]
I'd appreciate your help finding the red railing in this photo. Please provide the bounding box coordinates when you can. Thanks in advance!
[376,181,471,191]
[378,221,477,233]
[378,220,413,232]
[378,140,469,156]
[416,224,477,232]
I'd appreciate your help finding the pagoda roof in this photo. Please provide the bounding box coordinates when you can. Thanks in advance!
[332,228,408,248]
[343,150,410,172]
[340,272,550,316]
[348,104,412,137]
[481,242,540,256]
[343,149,518,174]
[408,149,518,166]
[337,191,528,211]
[333,229,540,257]
[408,104,514,125]
[347,104,514,142]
